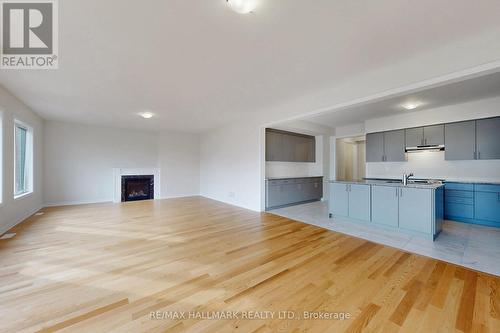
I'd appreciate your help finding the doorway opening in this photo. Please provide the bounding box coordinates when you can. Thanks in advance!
[336,136,366,181]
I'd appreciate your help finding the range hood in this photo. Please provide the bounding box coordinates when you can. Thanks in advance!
[405,144,445,152]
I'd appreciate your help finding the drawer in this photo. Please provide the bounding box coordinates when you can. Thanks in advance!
[445,196,474,205]
[445,189,474,198]
[475,184,500,193]
[445,203,474,219]
[445,182,474,191]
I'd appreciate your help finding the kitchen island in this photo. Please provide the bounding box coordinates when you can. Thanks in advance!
[329,180,444,240]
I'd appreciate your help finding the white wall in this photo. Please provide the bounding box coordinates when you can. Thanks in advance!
[43,121,200,206]
[0,85,44,235]
[365,97,500,182]
[335,123,365,138]
[158,131,200,198]
[200,120,263,211]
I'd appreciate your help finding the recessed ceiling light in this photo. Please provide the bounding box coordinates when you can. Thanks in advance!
[226,0,259,14]
[402,102,422,110]
[138,112,154,119]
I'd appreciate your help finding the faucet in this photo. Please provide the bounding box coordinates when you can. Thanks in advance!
[403,173,414,186]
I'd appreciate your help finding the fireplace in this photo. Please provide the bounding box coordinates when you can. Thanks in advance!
[121,175,154,202]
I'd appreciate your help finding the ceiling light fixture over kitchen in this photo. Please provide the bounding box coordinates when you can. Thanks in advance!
[402,102,422,110]
[138,111,154,119]
[226,0,259,14]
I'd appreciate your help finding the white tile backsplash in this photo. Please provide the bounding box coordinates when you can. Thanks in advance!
[366,150,500,182]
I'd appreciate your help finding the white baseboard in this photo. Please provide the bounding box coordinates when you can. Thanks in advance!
[0,205,42,236]
[44,195,201,208]
[199,194,261,212]
[43,199,112,207]
[159,194,200,200]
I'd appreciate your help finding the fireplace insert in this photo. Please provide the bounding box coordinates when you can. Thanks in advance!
[121,175,154,202]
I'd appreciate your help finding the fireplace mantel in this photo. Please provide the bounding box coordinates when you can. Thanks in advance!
[113,168,160,203]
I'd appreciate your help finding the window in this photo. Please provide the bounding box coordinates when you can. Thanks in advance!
[0,114,2,204]
[14,121,33,198]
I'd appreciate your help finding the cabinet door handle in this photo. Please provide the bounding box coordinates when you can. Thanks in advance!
[400,188,403,197]
[396,188,398,197]
[478,151,481,159]
[474,151,477,159]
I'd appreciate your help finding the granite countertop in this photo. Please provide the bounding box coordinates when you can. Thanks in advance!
[329,179,444,189]
[444,179,500,185]
[363,177,500,186]
[266,176,324,180]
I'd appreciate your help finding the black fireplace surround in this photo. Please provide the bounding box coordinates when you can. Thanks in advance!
[121,175,154,202]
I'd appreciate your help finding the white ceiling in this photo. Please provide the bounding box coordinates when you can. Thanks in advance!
[2,0,500,132]
[304,71,500,128]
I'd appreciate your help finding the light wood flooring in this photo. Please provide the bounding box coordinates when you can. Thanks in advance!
[0,197,499,332]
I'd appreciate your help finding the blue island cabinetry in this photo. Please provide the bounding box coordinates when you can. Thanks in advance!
[445,182,500,228]
[329,181,443,240]
[329,183,371,221]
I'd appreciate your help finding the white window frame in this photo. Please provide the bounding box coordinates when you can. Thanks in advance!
[14,120,33,199]
[0,112,3,205]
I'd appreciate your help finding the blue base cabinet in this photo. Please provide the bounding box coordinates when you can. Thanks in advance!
[444,182,500,227]
[399,187,433,234]
[329,181,443,240]
[330,183,349,217]
[348,185,371,221]
[329,183,371,222]
[371,185,399,227]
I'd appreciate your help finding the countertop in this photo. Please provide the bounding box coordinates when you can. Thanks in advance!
[364,177,500,185]
[330,179,444,189]
[444,179,500,185]
[266,176,324,180]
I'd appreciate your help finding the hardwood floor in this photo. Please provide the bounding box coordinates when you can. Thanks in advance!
[0,197,499,333]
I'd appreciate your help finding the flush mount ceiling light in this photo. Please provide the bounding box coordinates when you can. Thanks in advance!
[138,111,154,119]
[402,102,422,110]
[226,0,259,14]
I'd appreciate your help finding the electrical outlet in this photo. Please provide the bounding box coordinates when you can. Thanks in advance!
[229,192,236,198]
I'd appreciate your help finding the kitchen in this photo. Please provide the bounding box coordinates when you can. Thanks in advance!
[265,71,500,276]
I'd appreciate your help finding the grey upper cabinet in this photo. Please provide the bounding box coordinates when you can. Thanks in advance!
[265,131,284,161]
[476,117,500,160]
[366,130,405,162]
[405,127,424,147]
[423,125,444,146]
[366,132,385,162]
[405,125,444,147]
[266,129,315,162]
[445,121,476,160]
[293,135,313,162]
[384,130,406,162]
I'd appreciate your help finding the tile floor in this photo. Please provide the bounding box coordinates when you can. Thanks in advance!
[270,201,500,276]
